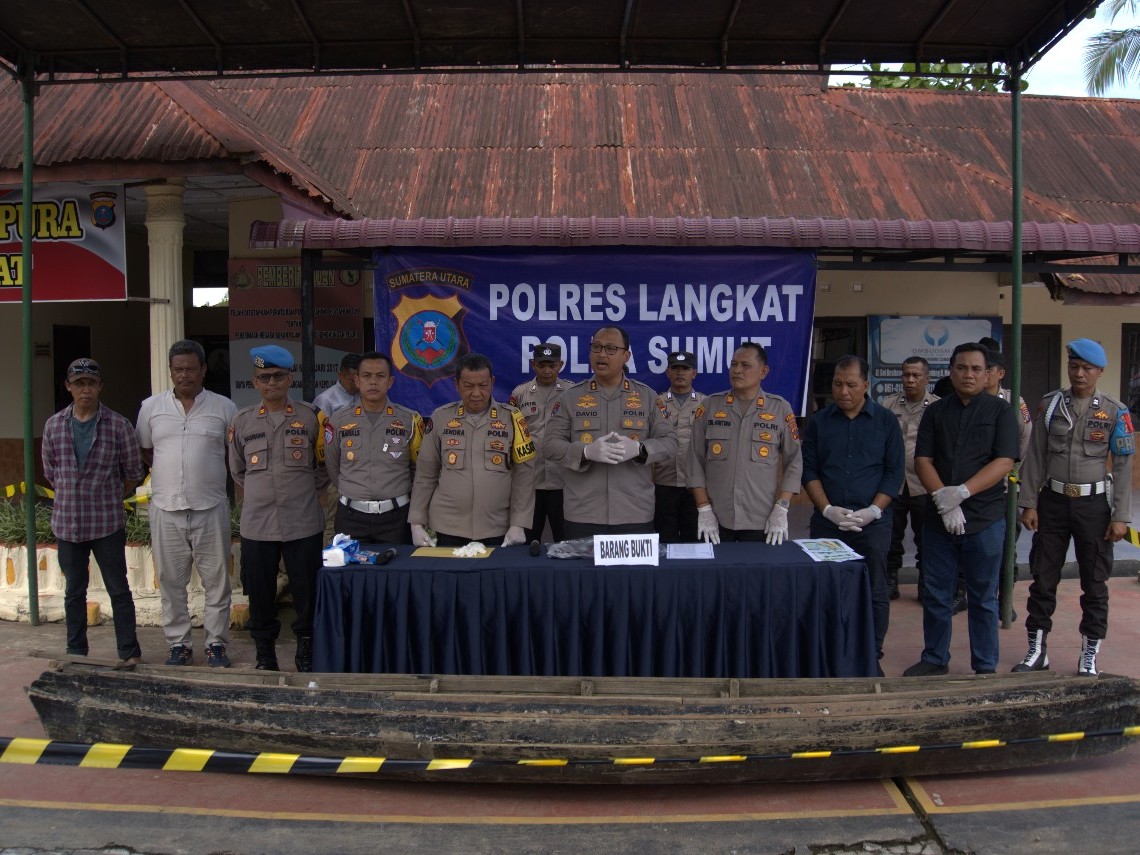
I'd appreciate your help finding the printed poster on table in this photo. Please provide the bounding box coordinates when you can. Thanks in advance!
[372,246,817,416]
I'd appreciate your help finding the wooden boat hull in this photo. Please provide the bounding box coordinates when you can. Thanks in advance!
[26,663,1140,784]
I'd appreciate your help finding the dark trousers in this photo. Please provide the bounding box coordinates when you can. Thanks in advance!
[888,487,929,586]
[241,533,322,642]
[58,528,141,661]
[717,527,766,542]
[334,502,411,545]
[563,519,654,539]
[526,489,565,543]
[1025,490,1113,639]
[653,484,698,543]
[811,518,892,658]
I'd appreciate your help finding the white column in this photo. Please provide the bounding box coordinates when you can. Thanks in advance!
[145,179,186,395]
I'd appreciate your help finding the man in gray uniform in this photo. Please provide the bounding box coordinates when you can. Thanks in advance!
[1014,338,1134,676]
[325,351,424,545]
[653,351,704,543]
[509,342,566,543]
[688,343,802,544]
[137,339,237,668]
[883,355,938,599]
[545,326,678,538]
[228,344,329,672]
[410,353,537,546]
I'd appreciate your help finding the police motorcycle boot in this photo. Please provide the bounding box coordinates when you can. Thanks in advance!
[1077,635,1102,677]
[294,634,314,673]
[254,638,279,671]
[1011,628,1049,672]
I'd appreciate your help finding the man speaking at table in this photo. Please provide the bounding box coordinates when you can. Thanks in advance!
[802,355,904,673]
[545,326,677,538]
[409,353,537,547]
[687,343,801,544]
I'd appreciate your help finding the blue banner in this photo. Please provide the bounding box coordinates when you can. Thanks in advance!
[373,247,817,415]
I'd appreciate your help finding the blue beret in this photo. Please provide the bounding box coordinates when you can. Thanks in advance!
[1066,338,1106,369]
[250,344,295,370]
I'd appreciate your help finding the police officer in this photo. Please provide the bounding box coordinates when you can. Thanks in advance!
[228,344,329,672]
[325,351,423,544]
[653,351,704,543]
[1014,338,1134,676]
[984,349,1032,457]
[545,325,678,538]
[509,342,566,543]
[882,355,938,599]
[688,342,802,544]
[409,353,536,546]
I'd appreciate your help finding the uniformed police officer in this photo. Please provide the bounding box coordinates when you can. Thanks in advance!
[544,325,678,538]
[1015,338,1134,676]
[653,351,705,543]
[228,344,329,672]
[688,342,802,544]
[509,342,566,543]
[985,349,1032,457]
[325,351,424,544]
[409,353,537,546]
[882,355,939,599]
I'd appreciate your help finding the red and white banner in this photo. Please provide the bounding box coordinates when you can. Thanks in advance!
[0,183,127,302]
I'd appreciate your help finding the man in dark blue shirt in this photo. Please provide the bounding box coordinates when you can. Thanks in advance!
[905,342,1020,677]
[802,355,904,674]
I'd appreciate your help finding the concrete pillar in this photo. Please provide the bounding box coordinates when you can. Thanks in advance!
[145,179,186,395]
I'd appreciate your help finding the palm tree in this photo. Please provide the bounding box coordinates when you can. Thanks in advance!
[1084,0,1140,95]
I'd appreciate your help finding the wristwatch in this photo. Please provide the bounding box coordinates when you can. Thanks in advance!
[636,441,648,463]
[775,498,790,509]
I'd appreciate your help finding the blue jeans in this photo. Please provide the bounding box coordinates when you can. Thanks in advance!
[919,517,1005,672]
[57,528,141,661]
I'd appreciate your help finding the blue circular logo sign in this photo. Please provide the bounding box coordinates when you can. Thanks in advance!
[924,322,950,347]
[400,310,460,370]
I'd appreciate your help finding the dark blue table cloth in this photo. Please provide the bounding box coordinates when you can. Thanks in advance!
[312,542,875,678]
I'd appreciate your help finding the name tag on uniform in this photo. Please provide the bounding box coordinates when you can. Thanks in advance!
[594,533,659,567]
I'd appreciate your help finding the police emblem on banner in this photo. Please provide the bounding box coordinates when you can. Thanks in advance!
[391,293,470,386]
[88,191,117,230]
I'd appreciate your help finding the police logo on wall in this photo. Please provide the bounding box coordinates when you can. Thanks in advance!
[88,191,117,230]
[391,294,470,386]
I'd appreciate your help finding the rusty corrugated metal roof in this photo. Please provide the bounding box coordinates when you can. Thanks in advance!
[203,73,1140,228]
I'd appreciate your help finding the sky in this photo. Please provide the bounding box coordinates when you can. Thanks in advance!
[1023,7,1139,98]
[827,7,1139,99]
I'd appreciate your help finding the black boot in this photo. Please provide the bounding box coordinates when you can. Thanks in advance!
[295,635,313,672]
[254,638,279,671]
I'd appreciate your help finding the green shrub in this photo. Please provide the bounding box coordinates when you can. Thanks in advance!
[0,499,55,545]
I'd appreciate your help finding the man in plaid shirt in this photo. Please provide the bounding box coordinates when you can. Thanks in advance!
[42,358,145,664]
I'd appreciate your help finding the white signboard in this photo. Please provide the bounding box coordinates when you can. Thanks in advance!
[593,533,660,566]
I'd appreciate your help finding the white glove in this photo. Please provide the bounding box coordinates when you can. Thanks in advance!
[411,524,437,547]
[941,507,966,536]
[583,432,625,464]
[501,525,526,546]
[846,504,883,529]
[764,504,789,545]
[933,484,970,514]
[696,504,721,545]
[823,504,857,529]
[611,434,641,463]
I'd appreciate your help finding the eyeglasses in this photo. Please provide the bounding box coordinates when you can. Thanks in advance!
[589,343,627,356]
[255,371,291,384]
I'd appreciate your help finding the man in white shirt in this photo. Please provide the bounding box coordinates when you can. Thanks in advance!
[137,339,238,667]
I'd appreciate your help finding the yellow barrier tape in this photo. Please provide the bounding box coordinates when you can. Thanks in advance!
[517,759,569,767]
[3,482,53,499]
[337,756,386,773]
[962,740,1006,750]
[248,752,300,773]
[1047,732,1085,743]
[79,742,132,768]
[791,751,832,759]
[426,758,473,771]
[163,748,215,772]
[699,755,748,764]
[0,737,50,764]
[877,745,921,754]
[612,758,655,765]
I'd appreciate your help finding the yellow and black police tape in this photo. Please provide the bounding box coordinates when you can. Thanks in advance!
[3,726,1139,777]
[4,480,149,508]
